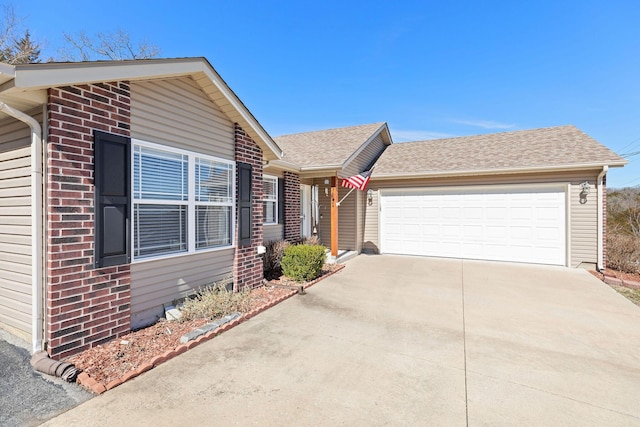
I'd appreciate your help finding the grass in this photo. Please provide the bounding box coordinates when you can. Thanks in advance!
[609,285,640,307]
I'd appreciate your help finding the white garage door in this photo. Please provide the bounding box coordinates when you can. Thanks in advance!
[380,185,567,266]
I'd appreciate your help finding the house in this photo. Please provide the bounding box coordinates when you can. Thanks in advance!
[269,124,626,270]
[0,57,627,359]
[0,58,284,358]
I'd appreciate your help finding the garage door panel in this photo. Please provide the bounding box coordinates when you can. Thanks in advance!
[381,186,566,266]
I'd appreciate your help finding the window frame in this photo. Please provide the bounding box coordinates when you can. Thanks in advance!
[131,139,235,262]
[263,174,278,225]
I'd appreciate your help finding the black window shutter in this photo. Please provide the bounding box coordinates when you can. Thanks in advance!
[94,130,131,268]
[278,178,285,225]
[237,162,253,246]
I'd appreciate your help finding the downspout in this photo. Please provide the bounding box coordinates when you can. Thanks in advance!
[0,102,43,353]
[597,165,608,271]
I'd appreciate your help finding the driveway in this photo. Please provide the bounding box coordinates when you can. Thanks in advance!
[45,255,640,426]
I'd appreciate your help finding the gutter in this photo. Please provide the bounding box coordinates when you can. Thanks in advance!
[597,166,608,271]
[0,102,43,353]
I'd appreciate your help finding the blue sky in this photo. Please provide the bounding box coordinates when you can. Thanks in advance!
[16,0,640,187]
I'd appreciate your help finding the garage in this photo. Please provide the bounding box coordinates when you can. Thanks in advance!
[380,185,567,266]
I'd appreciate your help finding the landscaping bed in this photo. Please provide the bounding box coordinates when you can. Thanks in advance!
[590,269,640,307]
[67,263,343,393]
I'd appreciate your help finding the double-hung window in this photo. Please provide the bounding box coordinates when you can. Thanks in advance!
[263,175,278,224]
[132,141,234,260]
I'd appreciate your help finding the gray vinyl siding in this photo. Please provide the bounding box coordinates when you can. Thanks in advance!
[130,250,234,328]
[0,113,36,340]
[130,77,235,160]
[129,77,238,328]
[363,170,601,268]
[264,170,284,243]
[264,225,284,243]
[342,134,387,177]
[313,178,358,250]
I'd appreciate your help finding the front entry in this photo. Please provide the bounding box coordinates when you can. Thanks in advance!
[300,184,312,238]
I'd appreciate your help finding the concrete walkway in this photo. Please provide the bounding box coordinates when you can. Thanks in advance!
[44,255,640,426]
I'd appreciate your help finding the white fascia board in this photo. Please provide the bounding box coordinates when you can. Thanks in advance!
[371,162,628,181]
[264,159,301,173]
[0,63,15,86]
[12,59,204,90]
[341,123,392,173]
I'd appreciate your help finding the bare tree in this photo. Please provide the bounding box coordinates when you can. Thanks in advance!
[59,30,160,61]
[608,188,640,237]
[0,4,41,64]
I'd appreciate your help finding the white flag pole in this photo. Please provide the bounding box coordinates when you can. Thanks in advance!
[336,187,356,207]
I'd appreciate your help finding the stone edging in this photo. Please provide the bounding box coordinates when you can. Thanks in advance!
[77,264,346,394]
[593,271,640,290]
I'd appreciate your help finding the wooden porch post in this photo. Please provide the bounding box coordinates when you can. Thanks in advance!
[330,176,338,257]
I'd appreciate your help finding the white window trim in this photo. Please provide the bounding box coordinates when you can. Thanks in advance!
[263,174,278,225]
[131,139,236,263]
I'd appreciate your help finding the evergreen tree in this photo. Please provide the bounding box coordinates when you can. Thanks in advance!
[9,30,40,63]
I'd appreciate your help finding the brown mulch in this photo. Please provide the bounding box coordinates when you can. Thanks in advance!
[67,264,342,387]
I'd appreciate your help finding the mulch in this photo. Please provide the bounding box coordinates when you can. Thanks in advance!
[67,264,343,389]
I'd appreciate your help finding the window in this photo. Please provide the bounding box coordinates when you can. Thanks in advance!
[195,158,233,249]
[132,141,234,260]
[263,175,277,224]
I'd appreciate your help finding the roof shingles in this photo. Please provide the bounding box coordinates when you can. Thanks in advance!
[372,125,626,177]
[274,122,385,168]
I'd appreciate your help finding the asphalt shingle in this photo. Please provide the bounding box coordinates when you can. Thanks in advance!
[372,125,626,177]
[274,122,385,168]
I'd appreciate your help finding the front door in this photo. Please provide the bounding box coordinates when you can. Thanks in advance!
[300,184,312,238]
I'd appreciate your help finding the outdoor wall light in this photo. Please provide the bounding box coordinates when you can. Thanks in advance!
[579,181,591,204]
[367,189,373,206]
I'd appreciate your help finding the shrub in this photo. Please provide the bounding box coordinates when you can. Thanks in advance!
[607,232,640,274]
[179,280,252,321]
[263,239,290,280]
[281,244,326,282]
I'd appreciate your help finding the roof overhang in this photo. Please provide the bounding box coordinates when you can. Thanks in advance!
[341,122,392,173]
[0,58,283,160]
[372,161,628,181]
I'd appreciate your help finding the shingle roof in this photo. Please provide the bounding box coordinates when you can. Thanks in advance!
[274,122,386,168]
[372,125,626,178]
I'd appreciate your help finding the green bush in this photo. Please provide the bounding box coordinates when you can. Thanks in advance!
[281,244,326,282]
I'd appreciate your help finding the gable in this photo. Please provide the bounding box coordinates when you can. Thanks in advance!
[131,76,234,159]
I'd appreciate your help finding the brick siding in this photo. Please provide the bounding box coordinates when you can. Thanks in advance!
[234,124,264,290]
[46,82,131,359]
[283,171,301,242]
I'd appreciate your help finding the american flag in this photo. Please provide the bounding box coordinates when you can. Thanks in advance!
[340,169,372,191]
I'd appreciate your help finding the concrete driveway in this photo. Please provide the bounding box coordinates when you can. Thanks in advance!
[45,255,640,426]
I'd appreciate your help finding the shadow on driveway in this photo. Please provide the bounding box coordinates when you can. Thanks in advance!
[0,329,92,427]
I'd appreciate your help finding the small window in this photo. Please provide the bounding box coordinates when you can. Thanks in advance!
[195,158,233,249]
[263,175,278,225]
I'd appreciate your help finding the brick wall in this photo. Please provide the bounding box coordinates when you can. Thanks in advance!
[602,175,607,270]
[283,171,301,242]
[46,82,131,359]
[234,124,264,290]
